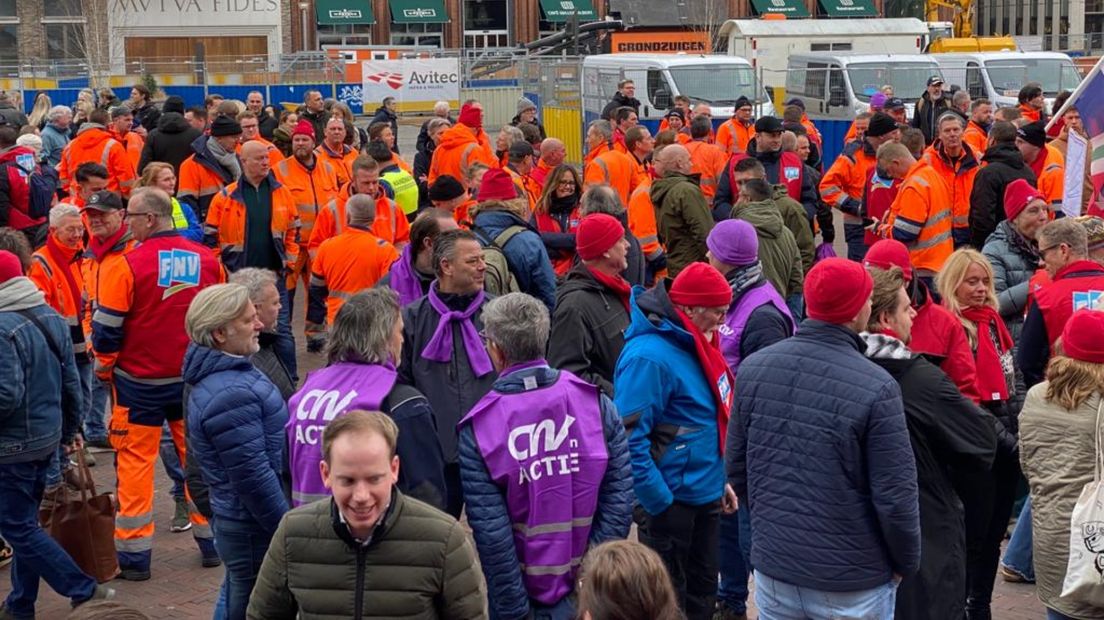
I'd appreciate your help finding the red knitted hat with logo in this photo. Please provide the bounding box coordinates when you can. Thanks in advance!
[1061,309,1104,363]
[1003,179,1045,222]
[292,119,315,140]
[669,262,733,308]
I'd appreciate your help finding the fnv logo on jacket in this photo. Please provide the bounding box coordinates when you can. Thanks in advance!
[158,249,202,298]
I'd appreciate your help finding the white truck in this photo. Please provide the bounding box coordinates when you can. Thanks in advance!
[930,52,1082,110]
[785,53,944,120]
[720,17,931,90]
[581,54,775,129]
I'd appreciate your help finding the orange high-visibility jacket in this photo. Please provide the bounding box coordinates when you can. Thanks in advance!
[504,164,541,212]
[963,120,989,157]
[820,139,877,225]
[203,173,301,273]
[237,137,283,169]
[801,115,823,148]
[583,143,640,206]
[113,130,145,177]
[80,228,137,371]
[58,124,136,199]
[308,227,400,325]
[628,178,665,264]
[177,139,237,221]
[923,142,980,246]
[314,142,359,186]
[428,123,498,185]
[29,237,87,354]
[273,155,340,247]
[1031,144,1065,213]
[716,119,755,155]
[310,184,410,256]
[684,140,729,200]
[885,159,954,273]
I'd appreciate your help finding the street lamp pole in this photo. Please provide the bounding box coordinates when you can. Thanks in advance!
[299,2,310,51]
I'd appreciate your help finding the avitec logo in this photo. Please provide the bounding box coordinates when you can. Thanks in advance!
[157,249,202,299]
[366,71,405,90]
[402,7,437,18]
[329,8,362,19]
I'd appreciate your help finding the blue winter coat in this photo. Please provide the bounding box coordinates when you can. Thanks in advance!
[982,220,1039,342]
[472,209,557,312]
[727,320,921,592]
[40,123,70,167]
[183,342,289,534]
[614,283,726,516]
[458,364,633,620]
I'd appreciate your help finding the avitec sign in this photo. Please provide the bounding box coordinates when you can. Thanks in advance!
[362,58,460,104]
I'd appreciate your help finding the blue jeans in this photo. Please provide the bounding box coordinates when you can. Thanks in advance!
[0,458,97,617]
[754,572,897,620]
[1047,609,1077,620]
[274,278,297,382]
[158,422,186,500]
[843,223,869,262]
[212,580,228,620]
[1002,498,1035,581]
[785,293,804,322]
[212,517,274,620]
[717,507,753,613]
[80,362,108,443]
[44,446,67,488]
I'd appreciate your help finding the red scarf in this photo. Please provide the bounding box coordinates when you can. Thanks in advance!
[587,266,631,311]
[675,309,735,453]
[45,233,83,319]
[961,305,1013,402]
[87,223,128,260]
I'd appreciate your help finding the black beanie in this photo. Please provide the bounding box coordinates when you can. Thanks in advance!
[865,112,899,138]
[209,115,242,137]
[428,175,466,201]
[163,96,185,115]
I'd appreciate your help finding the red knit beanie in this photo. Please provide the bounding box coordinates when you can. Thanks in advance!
[806,257,874,324]
[0,250,22,282]
[458,103,482,129]
[864,239,913,282]
[576,214,624,261]
[477,169,519,201]
[1003,178,1045,222]
[669,262,733,308]
[292,119,315,140]
[1061,309,1104,363]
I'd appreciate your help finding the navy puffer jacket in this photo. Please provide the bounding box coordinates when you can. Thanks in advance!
[727,320,921,592]
[184,342,289,534]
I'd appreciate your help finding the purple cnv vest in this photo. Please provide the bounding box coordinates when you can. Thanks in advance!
[718,281,794,372]
[286,362,398,506]
[460,362,608,605]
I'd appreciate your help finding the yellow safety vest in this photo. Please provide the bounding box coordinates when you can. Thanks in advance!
[381,168,419,216]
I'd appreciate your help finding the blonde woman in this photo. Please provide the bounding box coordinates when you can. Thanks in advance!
[137,162,201,242]
[1020,309,1104,619]
[936,248,1020,620]
[27,92,52,130]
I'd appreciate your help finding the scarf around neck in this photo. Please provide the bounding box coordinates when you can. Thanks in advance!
[587,265,631,311]
[727,262,765,298]
[0,277,47,312]
[388,245,430,307]
[962,305,1014,402]
[207,136,242,181]
[421,285,493,377]
[45,234,83,319]
[675,309,734,454]
[860,332,912,360]
[87,224,129,260]
[998,219,1042,266]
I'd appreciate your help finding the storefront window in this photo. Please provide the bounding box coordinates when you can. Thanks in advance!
[0,24,16,65]
[45,22,85,60]
[390,22,444,47]
[44,0,83,17]
[318,24,372,47]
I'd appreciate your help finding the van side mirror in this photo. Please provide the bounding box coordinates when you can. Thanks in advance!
[828,89,847,108]
[654,89,671,110]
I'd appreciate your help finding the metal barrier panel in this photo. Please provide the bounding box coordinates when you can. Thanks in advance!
[460,86,523,131]
[544,106,584,165]
[818,119,854,170]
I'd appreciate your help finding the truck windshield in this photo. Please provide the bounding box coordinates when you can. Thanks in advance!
[984,59,1083,96]
[667,65,765,105]
[847,63,940,102]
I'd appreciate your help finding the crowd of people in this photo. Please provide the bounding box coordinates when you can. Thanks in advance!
[0,73,1103,620]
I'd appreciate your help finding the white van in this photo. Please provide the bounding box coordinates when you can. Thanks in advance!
[930,52,1082,110]
[785,54,943,120]
[721,18,930,90]
[581,54,775,127]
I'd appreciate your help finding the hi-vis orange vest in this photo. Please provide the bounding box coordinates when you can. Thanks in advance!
[885,159,954,273]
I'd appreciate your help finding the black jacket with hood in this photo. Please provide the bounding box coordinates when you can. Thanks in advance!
[139,112,203,175]
[601,92,641,121]
[911,91,951,145]
[968,143,1038,249]
[548,262,631,397]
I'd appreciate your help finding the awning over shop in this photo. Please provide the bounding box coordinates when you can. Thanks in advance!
[389,0,449,23]
[539,0,598,22]
[750,0,811,18]
[818,0,877,17]
[316,0,374,25]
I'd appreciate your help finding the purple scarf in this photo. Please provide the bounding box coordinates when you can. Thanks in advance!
[388,245,427,306]
[421,286,493,377]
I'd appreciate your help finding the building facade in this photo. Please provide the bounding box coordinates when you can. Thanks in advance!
[974,0,1089,51]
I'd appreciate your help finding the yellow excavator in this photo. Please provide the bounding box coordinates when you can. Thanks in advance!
[925,0,1018,52]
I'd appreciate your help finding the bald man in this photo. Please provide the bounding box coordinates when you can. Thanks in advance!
[532,138,565,187]
[650,144,713,276]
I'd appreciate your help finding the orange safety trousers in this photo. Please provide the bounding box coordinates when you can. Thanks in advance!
[109,391,212,572]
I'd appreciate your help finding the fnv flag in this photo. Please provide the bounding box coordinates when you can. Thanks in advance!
[1050,57,1104,216]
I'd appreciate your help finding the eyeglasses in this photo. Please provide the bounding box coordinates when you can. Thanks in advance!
[1039,243,1066,255]
[123,210,154,220]
[557,179,576,186]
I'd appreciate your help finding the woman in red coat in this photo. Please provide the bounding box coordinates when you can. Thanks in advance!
[531,164,583,278]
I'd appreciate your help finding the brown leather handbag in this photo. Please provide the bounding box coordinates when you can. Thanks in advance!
[39,449,120,583]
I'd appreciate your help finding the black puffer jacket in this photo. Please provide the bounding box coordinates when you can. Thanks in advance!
[138,112,203,175]
[910,92,951,145]
[601,92,641,121]
[133,102,162,133]
[257,109,279,140]
[968,143,1038,249]
[547,263,631,397]
[371,106,400,154]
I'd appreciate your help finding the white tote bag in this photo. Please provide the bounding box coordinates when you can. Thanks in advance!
[1059,399,1104,606]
